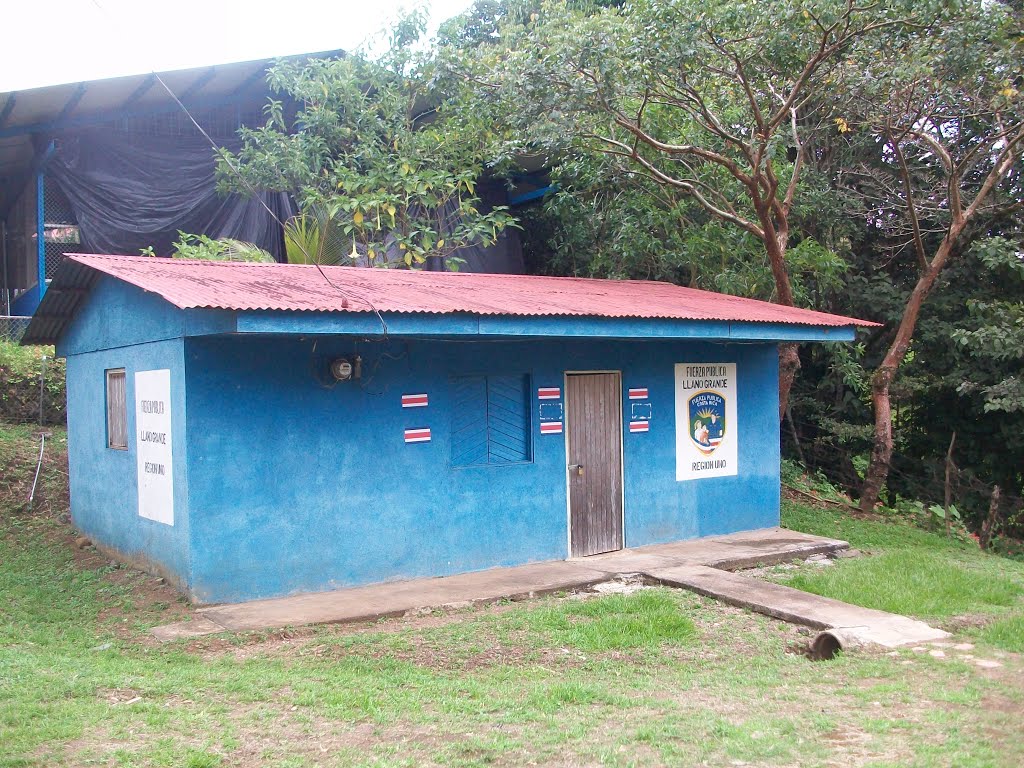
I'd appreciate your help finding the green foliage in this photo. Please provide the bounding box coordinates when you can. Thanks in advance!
[951,238,1024,414]
[443,0,872,299]
[782,500,979,553]
[217,15,515,270]
[519,172,778,293]
[154,232,277,262]
[281,204,349,265]
[0,342,65,425]
[788,0,1024,523]
[864,237,1024,531]
[782,458,981,542]
[780,459,853,507]
[515,152,837,299]
[0,421,68,518]
[878,496,975,541]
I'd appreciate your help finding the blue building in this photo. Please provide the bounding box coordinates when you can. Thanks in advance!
[25,254,872,604]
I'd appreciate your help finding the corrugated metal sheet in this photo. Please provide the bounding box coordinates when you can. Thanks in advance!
[23,253,879,345]
[21,258,100,345]
[0,51,344,214]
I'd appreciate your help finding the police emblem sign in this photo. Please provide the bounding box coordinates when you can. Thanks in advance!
[674,363,738,481]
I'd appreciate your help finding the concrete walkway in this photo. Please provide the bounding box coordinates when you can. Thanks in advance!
[148,527,950,650]
[652,565,949,648]
[153,527,847,641]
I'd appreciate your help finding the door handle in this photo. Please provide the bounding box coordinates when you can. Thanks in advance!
[568,464,584,476]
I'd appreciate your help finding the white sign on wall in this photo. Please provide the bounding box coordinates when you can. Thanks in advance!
[135,369,174,526]
[675,363,738,481]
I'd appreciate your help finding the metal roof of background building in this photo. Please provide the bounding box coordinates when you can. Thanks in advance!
[0,51,343,216]
[24,254,879,345]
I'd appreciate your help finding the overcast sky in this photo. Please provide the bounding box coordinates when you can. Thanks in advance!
[0,0,475,92]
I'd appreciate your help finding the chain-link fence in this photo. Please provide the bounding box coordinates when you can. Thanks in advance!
[0,316,32,343]
[42,177,79,281]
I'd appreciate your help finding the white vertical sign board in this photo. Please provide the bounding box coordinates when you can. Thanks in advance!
[675,363,738,481]
[135,369,174,525]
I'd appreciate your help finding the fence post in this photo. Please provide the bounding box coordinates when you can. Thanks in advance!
[943,431,956,538]
[36,172,45,305]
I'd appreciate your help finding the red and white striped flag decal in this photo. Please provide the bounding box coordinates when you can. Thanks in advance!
[404,428,431,443]
[537,387,561,400]
[401,393,429,408]
[540,421,563,434]
[628,388,649,400]
[629,421,650,433]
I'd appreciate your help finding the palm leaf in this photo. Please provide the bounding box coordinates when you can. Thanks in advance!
[284,206,350,265]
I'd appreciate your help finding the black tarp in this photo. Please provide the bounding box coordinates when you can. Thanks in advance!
[423,179,523,274]
[45,127,523,273]
[46,128,294,260]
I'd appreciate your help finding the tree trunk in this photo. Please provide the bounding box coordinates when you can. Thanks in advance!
[778,343,800,423]
[860,365,895,513]
[859,232,960,513]
[761,220,800,421]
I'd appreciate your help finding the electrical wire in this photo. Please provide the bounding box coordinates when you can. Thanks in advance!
[27,432,46,507]
[152,72,391,339]
[86,0,390,339]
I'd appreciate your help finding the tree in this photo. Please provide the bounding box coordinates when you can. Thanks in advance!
[217,13,515,270]
[837,3,1024,512]
[516,154,849,306]
[445,0,921,417]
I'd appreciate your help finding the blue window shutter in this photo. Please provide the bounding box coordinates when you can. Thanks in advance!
[451,376,488,466]
[487,375,531,463]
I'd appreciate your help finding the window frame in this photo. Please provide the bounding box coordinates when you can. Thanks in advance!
[105,368,128,451]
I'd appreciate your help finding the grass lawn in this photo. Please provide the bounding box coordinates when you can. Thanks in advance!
[1,422,1023,767]
[778,503,1024,635]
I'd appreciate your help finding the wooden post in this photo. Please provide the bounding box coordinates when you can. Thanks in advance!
[980,485,1002,551]
[944,431,956,537]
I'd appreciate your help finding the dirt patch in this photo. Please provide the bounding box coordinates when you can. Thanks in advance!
[180,583,653,664]
[60,692,501,768]
[940,613,1001,632]
[982,692,1024,715]
[66,537,194,641]
[181,600,527,661]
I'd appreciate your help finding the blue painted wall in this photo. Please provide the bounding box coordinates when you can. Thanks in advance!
[57,277,787,604]
[234,310,855,342]
[65,340,191,588]
[182,334,779,603]
[62,280,192,588]
[57,275,235,356]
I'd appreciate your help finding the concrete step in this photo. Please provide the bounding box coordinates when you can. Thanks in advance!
[193,560,612,634]
[649,564,950,648]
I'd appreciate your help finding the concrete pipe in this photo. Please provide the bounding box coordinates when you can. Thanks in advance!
[810,628,866,660]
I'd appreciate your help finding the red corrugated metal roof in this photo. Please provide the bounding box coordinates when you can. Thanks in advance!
[55,253,879,327]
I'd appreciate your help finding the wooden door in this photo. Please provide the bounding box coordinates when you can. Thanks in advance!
[566,373,624,557]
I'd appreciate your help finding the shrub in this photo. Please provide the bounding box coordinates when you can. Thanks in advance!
[0,342,66,425]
